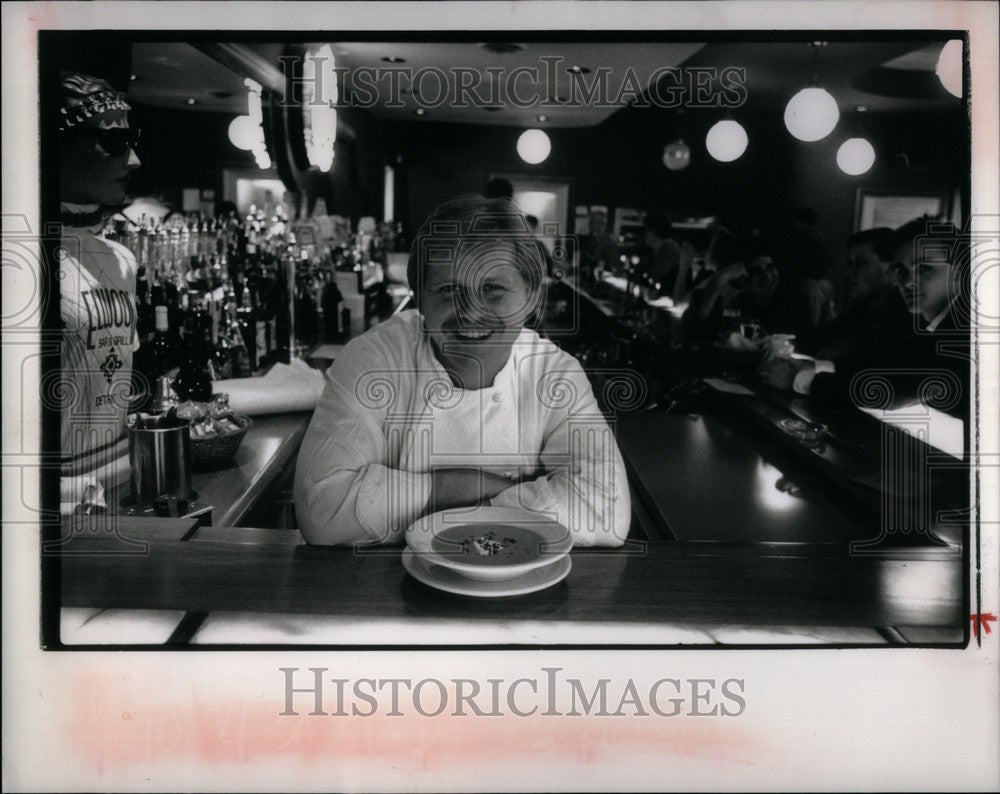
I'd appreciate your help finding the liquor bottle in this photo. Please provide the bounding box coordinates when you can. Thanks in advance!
[341,306,352,342]
[235,286,258,371]
[150,305,174,378]
[173,296,214,402]
[224,306,252,378]
[294,271,318,349]
[272,249,295,364]
[322,272,343,342]
[128,266,155,411]
[210,307,234,381]
[256,260,278,366]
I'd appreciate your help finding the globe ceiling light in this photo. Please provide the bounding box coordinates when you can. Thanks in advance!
[517,129,551,164]
[662,139,691,170]
[836,137,876,176]
[784,86,840,141]
[227,115,258,151]
[705,120,748,162]
[936,40,963,98]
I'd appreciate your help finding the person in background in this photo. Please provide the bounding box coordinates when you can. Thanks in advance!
[56,70,142,514]
[679,230,794,341]
[579,209,619,282]
[768,218,969,422]
[796,227,911,360]
[642,211,681,287]
[524,214,557,278]
[666,226,710,305]
[484,177,514,200]
[779,206,836,331]
[295,195,630,547]
[214,199,239,219]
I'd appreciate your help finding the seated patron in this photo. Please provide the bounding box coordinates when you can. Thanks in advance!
[666,226,711,305]
[679,233,797,341]
[797,227,912,360]
[294,195,630,546]
[579,209,620,281]
[778,206,837,330]
[767,218,970,422]
[642,211,682,287]
[524,213,557,278]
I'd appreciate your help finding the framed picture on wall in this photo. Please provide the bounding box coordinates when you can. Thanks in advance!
[854,189,952,231]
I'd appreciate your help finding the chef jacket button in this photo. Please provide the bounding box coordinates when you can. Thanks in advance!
[492,393,502,403]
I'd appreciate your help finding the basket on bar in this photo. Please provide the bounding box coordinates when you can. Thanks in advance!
[189,414,252,471]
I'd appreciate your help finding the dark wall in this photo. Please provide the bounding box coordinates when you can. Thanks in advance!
[391,104,966,260]
[129,96,966,277]
[127,102,388,221]
[390,108,798,238]
[127,103,257,203]
[298,106,388,219]
[389,120,585,236]
[786,110,965,267]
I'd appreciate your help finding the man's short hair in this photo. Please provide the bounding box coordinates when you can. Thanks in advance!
[643,211,672,240]
[847,227,895,262]
[484,177,514,199]
[708,227,741,269]
[407,194,545,304]
[793,206,818,226]
[891,217,936,254]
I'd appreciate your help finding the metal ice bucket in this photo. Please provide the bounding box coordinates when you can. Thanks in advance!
[127,415,194,501]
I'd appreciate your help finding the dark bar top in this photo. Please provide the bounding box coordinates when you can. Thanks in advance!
[617,411,875,543]
[614,384,967,547]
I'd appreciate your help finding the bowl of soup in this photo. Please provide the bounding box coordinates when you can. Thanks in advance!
[406,507,573,582]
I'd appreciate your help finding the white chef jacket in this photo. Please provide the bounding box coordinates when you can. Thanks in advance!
[294,310,630,546]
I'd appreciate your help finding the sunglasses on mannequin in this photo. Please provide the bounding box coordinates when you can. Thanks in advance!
[71,127,142,156]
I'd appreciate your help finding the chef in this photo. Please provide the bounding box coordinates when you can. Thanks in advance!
[295,195,630,546]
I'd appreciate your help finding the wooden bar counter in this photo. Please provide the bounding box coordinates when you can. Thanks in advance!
[54,356,967,647]
[57,520,963,647]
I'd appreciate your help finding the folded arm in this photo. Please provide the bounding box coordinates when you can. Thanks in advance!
[294,340,433,546]
[489,365,630,547]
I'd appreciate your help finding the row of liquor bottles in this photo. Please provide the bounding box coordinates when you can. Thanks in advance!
[125,208,393,407]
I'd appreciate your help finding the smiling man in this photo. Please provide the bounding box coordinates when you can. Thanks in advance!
[57,71,142,513]
[295,195,630,546]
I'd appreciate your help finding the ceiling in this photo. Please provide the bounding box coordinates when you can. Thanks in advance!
[131,42,252,114]
[681,40,960,113]
[129,38,962,124]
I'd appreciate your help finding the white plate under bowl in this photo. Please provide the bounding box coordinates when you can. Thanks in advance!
[405,506,572,582]
[402,547,571,598]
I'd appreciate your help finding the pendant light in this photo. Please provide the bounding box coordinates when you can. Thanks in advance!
[705,120,748,162]
[836,106,876,176]
[663,110,691,170]
[705,114,748,162]
[935,40,963,98]
[517,129,551,164]
[784,42,840,142]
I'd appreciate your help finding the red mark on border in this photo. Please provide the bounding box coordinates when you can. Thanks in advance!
[969,613,996,637]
